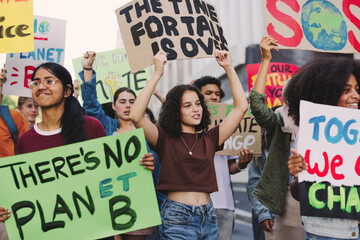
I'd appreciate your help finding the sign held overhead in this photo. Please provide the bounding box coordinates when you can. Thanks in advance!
[116,0,229,73]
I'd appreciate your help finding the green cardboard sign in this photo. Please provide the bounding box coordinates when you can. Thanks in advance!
[0,129,161,240]
[73,48,150,104]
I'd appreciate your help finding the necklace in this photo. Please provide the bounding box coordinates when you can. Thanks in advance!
[180,133,198,155]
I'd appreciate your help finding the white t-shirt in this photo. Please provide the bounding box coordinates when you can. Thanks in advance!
[210,154,238,210]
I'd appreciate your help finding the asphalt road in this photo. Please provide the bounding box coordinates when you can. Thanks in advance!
[231,219,254,240]
[231,182,256,240]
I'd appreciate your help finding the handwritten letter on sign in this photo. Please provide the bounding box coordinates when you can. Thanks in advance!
[297,100,360,219]
[263,0,360,53]
[73,49,150,104]
[115,0,229,73]
[247,62,299,108]
[208,102,261,156]
[0,0,34,53]
[0,129,161,240]
[4,15,66,97]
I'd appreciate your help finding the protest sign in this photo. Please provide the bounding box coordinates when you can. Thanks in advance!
[3,15,66,97]
[0,129,161,240]
[115,0,228,73]
[73,49,150,104]
[297,100,360,219]
[0,0,34,53]
[207,102,261,156]
[262,0,360,53]
[247,62,299,108]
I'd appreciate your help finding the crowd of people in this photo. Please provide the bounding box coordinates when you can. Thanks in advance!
[0,35,360,240]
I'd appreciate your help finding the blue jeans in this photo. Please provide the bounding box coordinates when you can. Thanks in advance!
[146,226,159,240]
[306,232,360,240]
[252,209,266,240]
[159,198,219,240]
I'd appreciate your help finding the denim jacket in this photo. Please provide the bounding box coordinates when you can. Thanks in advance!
[246,148,276,223]
[79,70,119,136]
[79,70,166,211]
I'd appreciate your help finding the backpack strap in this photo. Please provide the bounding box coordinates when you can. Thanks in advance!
[0,105,18,155]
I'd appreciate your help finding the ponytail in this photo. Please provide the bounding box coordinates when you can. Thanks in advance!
[61,95,86,144]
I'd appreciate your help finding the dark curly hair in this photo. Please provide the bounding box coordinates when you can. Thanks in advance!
[158,84,211,137]
[283,57,360,126]
[145,107,157,124]
[193,75,225,99]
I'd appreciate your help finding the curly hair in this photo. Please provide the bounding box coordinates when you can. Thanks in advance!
[158,84,211,137]
[283,57,360,126]
[193,75,225,99]
[145,107,157,124]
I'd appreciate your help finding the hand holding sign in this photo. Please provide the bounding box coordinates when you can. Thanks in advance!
[139,153,156,171]
[0,66,6,103]
[0,207,10,222]
[0,67,6,86]
[288,149,308,177]
[237,148,253,169]
[154,51,168,76]
[260,35,278,61]
[73,79,80,99]
[247,36,297,108]
[215,50,232,69]
[252,36,280,95]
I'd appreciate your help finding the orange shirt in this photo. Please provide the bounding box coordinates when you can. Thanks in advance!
[0,109,28,158]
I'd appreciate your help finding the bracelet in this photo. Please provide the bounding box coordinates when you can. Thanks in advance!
[83,67,92,71]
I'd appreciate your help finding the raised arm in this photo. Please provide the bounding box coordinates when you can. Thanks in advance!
[83,51,96,82]
[130,51,167,146]
[73,79,80,99]
[217,50,249,145]
[153,87,165,103]
[0,66,6,104]
[249,36,280,132]
[253,36,278,94]
[80,51,118,136]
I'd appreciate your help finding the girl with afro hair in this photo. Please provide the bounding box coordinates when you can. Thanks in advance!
[287,56,360,239]
[251,35,360,240]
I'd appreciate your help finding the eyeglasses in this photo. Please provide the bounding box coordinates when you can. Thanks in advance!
[29,78,60,90]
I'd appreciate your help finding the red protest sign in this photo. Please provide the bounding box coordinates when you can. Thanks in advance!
[247,62,299,108]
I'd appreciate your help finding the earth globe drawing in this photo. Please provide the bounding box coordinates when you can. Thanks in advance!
[38,21,50,35]
[301,0,347,51]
